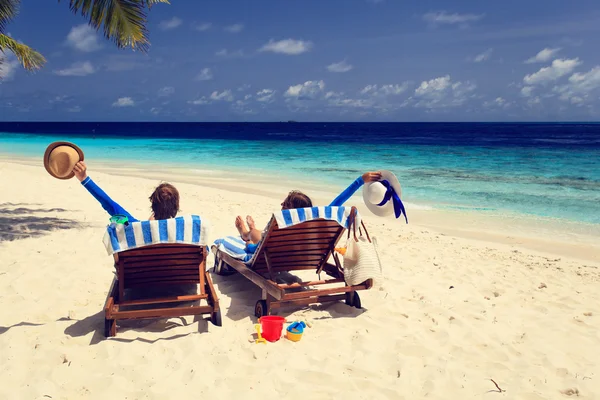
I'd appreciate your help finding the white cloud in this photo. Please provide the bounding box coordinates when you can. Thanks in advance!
[329,98,374,108]
[210,89,234,102]
[473,48,493,63]
[256,89,276,102]
[112,97,135,107]
[423,11,484,25]
[521,86,534,97]
[415,75,452,96]
[525,47,561,64]
[238,84,251,92]
[54,61,95,76]
[160,17,183,30]
[361,83,410,96]
[67,106,81,113]
[188,97,210,105]
[414,75,476,108]
[327,60,353,73]
[553,66,600,103]
[215,49,244,58]
[0,53,19,81]
[66,24,101,52]
[224,24,244,33]
[284,80,325,99]
[483,97,510,109]
[259,39,313,55]
[194,22,212,31]
[158,86,175,97]
[195,68,213,81]
[523,58,581,85]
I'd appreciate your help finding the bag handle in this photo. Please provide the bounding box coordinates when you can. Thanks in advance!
[346,207,371,243]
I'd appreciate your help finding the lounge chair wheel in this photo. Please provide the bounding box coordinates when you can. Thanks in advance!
[254,300,269,318]
[346,292,362,309]
[211,310,222,327]
[213,255,235,276]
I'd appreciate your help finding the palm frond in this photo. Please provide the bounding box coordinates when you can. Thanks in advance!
[0,33,46,71]
[0,0,20,33]
[66,0,168,53]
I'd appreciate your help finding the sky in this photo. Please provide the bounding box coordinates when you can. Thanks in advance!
[1,0,600,122]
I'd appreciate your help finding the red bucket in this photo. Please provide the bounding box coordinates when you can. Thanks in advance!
[259,316,285,342]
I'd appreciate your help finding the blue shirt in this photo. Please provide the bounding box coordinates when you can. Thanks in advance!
[329,176,364,206]
[81,176,139,222]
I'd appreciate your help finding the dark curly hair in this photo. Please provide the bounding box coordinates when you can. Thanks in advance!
[281,190,312,210]
[149,183,180,220]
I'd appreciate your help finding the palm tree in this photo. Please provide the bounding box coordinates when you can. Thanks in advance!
[0,0,168,73]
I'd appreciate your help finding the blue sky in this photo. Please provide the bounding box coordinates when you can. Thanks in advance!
[1,0,600,121]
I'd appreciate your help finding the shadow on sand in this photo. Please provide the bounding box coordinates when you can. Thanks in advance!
[63,309,211,345]
[0,321,45,335]
[0,203,83,242]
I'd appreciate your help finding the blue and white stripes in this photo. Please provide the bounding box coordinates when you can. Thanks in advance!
[213,235,254,262]
[274,206,356,229]
[103,215,209,255]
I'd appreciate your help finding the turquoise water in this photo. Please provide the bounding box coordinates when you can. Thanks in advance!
[1,131,599,224]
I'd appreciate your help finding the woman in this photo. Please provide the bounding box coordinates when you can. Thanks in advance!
[236,171,382,245]
[72,161,180,222]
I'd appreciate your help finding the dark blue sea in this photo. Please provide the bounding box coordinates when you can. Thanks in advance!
[1,122,599,224]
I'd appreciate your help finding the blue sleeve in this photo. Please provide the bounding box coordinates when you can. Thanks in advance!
[329,176,365,206]
[81,177,138,222]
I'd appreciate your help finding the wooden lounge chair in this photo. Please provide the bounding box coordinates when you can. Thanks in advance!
[104,243,221,337]
[212,206,373,317]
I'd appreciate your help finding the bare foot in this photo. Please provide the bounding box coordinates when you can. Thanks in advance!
[246,215,256,231]
[235,216,249,239]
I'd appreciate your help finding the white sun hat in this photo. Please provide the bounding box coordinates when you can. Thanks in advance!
[362,170,408,222]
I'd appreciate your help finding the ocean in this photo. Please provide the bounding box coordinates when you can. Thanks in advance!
[1,122,599,224]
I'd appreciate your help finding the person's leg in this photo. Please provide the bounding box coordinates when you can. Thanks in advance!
[246,215,263,243]
[235,216,250,241]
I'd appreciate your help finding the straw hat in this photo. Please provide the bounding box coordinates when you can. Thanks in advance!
[43,142,84,180]
[362,170,407,222]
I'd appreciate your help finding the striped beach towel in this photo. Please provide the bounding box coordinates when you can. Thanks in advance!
[213,206,356,263]
[103,215,209,256]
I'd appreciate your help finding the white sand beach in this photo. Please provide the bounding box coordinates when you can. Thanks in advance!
[1,160,599,400]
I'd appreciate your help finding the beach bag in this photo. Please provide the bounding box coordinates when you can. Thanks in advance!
[343,217,382,287]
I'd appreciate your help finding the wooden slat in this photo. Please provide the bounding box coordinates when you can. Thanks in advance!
[126,274,200,283]
[270,228,341,238]
[126,279,200,288]
[262,254,325,263]
[111,305,214,320]
[282,283,369,301]
[267,234,341,243]
[124,265,202,274]
[271,221,342,232]
[270,294,346,309]
[277,278,344,289]
[265,242,332,251]
[125,269,200,279]
[119,294,207,307]
[119,246,202,258]
[123,259,201,268]
[121,253,201,263]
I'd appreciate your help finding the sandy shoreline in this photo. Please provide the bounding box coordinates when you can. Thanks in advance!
[1,160,599,399]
